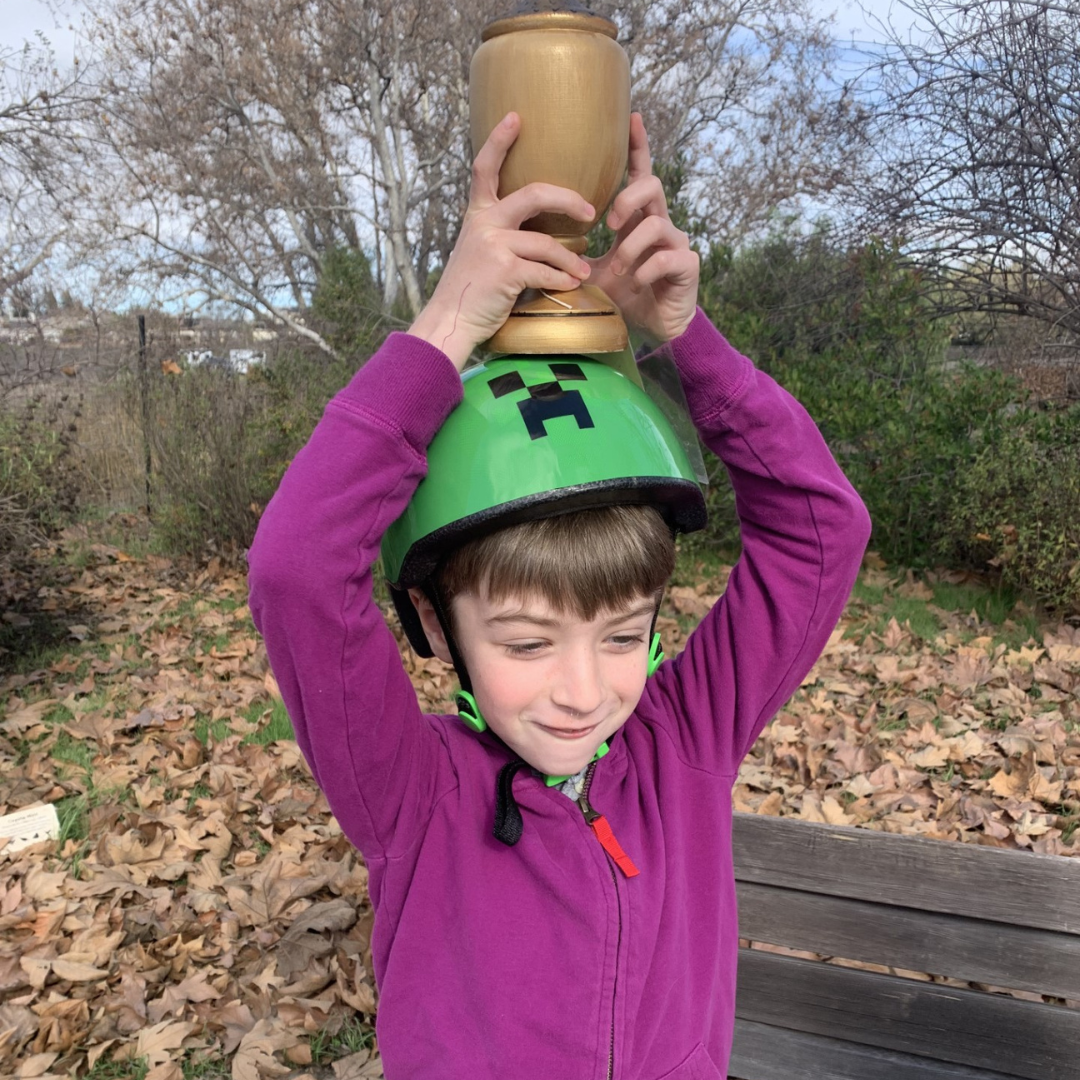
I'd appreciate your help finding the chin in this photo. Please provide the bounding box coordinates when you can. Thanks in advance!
[544,744,603,778]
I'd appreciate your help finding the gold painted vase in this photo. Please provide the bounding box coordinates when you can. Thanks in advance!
[470,2,630,354]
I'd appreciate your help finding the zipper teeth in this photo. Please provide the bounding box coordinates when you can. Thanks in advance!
[582,759,598,801]
[607,861,619,1080]
[581,760,617,1080]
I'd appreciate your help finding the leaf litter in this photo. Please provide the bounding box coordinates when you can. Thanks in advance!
[1,539,1078,1077]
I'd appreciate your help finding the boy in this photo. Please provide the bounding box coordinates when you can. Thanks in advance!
[248,113,870,1078]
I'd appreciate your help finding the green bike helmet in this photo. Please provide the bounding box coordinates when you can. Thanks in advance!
[382,353,706,656]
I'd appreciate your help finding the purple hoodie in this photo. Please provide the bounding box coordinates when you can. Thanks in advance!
[247,309,870,1080]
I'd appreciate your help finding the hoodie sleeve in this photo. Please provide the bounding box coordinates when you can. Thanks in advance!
[247,332,464,859]
[640,309,872,776]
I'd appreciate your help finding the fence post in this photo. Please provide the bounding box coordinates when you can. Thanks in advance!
[138,314,152,518]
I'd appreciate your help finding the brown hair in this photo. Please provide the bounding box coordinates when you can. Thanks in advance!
[436,504,675,620]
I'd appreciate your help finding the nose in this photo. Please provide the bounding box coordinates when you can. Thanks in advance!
[551,645,605,718]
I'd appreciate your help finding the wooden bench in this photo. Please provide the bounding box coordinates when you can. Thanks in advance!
[729,814,1080,1080]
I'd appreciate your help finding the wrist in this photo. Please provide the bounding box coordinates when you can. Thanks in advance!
[407,302,475,372]
[664,307,697,343]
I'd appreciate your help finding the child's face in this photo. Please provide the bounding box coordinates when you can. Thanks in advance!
[418,589,656,776]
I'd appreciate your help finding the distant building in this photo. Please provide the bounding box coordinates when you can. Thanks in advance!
[183,348,265,374]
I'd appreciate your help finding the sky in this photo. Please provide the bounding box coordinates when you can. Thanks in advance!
[1,1,80,60]
[3,0,907,62]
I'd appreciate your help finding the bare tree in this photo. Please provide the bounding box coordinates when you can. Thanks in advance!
[79,0,853,351]
[83,0,488,350]
[604,0,862,243]
[0,36,92,304]
[849,0,1080,335]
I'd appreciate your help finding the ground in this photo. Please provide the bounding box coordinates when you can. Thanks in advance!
[1,516,1078,1078]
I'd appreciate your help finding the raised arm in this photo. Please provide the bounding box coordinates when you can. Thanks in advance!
[248,114,597,857]
[643,315,871,775]
[591,116,870,773]
[247,337,464,858]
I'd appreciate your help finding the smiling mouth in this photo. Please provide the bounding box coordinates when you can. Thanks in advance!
[537,723,598,740]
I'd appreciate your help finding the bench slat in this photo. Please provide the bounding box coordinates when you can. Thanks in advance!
[733,813,1080,934]
[737,881,1080,1000]
[729,1018,1028,1080]
[736,949,1080,1080]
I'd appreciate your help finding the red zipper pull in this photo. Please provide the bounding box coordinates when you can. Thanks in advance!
[578,795,640,878]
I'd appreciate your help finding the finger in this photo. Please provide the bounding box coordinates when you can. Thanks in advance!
[631,247,700,292]
[608,174,669,232]
[512,254,586,294]
[470,112,521,207]
[608,216,687,277]
[626,112,653,183]
[506,231,592,280]
[493,181,595,228]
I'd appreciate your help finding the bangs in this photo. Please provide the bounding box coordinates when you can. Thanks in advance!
[436,505,675,620]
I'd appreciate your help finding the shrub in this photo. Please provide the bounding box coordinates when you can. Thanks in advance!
[942,405,1080,608]
[694,227,1023,567]
[310,246,390,359]
[0,392,83,556]
[144,246,393,556]
[147,348,363,555]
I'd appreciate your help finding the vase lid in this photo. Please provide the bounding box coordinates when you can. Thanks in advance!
[481,2,618,41]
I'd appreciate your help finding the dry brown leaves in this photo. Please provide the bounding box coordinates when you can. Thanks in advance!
[2,542,1078,1076]
[728,568,1080,856]
[1,543,377,1078]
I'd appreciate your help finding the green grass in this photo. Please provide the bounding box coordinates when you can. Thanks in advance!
[186,781,214,812]
[842,568,1049,650]
[56,793,89,846]
[54,783,136,872]
[850,577,885,607]
[52,730,95,771]
[240,698,295,745]
[189,700,294,750]
[309,1015,376,1065]
[56,507,163,567]
[193,715,232,746]
[846,587,944,643]
[887,596,942,640]
[1061,815,1079,846]
[180,1051,230,1080]
[671,542,733,588]
[0,615,83,675]
[84,1053,149,1079]
[44,703,76,725]
[929,579,1019,623]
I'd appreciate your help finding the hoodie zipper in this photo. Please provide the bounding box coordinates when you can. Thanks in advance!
[577,761,637,1080]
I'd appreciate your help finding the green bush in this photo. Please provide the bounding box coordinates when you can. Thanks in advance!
[694,227,1023,567]
[942,405,1080,608]
[0,393,82,556]
[310,246,390,359]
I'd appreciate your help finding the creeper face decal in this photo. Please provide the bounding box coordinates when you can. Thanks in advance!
[487,362,595,441]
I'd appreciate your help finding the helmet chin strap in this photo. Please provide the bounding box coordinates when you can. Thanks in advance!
[422,582,487,732]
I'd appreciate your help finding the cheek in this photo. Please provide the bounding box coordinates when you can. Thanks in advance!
[472,653,544,707]
[608,652,649,701]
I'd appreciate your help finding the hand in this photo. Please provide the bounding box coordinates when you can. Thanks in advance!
[585,114,699,344]
[407,113,596,371]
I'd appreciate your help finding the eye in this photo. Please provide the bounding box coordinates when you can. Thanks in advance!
[505,641,548,657]
[609,634,644,649]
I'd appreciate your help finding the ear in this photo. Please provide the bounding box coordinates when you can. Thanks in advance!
[407,588,454,665]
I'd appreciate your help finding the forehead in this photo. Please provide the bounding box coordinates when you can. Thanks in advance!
[457,589,655,627]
